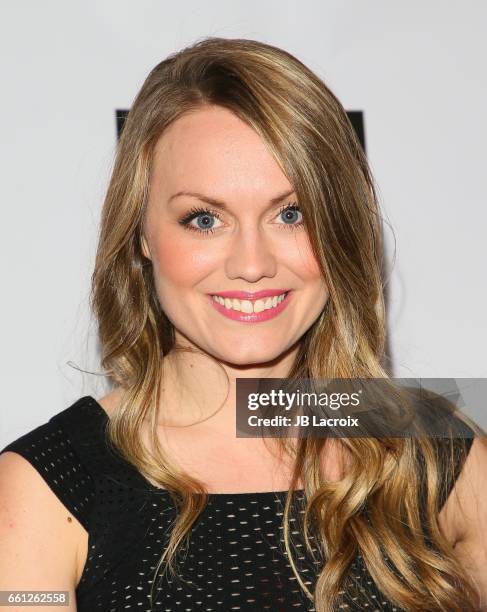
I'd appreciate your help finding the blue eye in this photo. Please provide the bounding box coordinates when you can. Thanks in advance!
[178,207,223,234]
[178,202,304,235]
[276,203,303,229]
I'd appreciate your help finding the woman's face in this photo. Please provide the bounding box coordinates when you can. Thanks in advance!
[142,105,329,365]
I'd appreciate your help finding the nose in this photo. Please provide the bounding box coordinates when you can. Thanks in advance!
[224,225,278,283]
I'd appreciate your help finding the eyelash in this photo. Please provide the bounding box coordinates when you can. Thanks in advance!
[178,203,304,235]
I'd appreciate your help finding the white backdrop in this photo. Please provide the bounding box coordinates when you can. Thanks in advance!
[1,0,486,444]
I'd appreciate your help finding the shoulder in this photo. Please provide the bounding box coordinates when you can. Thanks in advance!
[439,436,487,605]
[438,436,487,540]
[0,396,104,531]
[0,447,83,544]
[0,446,81,597]
[0,395,113,591]
[96,386,125,418]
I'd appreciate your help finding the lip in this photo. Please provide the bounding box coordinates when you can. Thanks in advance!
[210,289,290,300]
[208,290,292,323]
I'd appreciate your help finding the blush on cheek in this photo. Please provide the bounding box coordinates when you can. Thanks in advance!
[151,233,219,288]
[298,238,324,278]
[153,246,193,286]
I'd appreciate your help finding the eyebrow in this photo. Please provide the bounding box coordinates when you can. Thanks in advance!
[167,189,296,211]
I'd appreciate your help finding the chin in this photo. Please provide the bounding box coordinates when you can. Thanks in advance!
[212,342,289,367]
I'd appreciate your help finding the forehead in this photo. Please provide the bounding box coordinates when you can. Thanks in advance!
[150,105,292,197]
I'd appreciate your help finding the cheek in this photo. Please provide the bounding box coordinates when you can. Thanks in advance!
[150,232,218,288]
[287,233,324,280]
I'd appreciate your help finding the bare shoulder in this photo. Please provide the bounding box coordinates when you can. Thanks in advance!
[0,451,79,608]
[439,437,487,540]
[439,436,487,606]
[96,386,125,418]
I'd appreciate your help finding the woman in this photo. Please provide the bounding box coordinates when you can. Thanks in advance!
[1,37,486,612]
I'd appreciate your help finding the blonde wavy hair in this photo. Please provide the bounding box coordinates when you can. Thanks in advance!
[90,37,481,610]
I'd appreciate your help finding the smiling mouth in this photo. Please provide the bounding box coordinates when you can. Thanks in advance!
[210,291,290,314]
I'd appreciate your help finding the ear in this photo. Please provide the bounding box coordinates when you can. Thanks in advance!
[141,234,151,260]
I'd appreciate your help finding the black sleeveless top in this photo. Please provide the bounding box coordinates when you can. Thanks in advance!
[0,396,475,612]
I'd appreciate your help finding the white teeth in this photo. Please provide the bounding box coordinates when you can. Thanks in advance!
[212,293,287,314]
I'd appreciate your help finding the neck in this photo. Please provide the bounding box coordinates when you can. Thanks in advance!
[156,337,301,435]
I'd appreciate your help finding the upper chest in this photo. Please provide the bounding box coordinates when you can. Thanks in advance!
[140,419,305,492]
